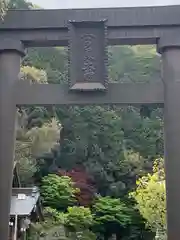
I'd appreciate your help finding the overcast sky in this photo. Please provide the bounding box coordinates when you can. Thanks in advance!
[31,0,180,9]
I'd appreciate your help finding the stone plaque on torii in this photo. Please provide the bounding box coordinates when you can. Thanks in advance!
[0,5,179,240]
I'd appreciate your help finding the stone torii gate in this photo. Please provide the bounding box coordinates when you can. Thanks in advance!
[0,4,180,240]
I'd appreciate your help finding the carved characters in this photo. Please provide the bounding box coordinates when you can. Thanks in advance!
[81,34,96,81]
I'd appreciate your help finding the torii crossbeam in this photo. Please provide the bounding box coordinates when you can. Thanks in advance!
[0,5,180,240]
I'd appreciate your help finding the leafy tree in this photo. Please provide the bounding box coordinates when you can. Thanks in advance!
[59,167,96,206]
[25,118,61,158]
[107,150,149,197]
[130,158,166,233]
[8,0,32,9]
[41,174,79,211]
[92,196,132,239]
[19,65,55,129]
[117,106,163,160]
[15,66,59,185]
[23,47,67,84]
[55,106,125,196]
[65,206,94,231]
[34,207,95,240]
[65,206,95,240]
[15,110,60,185]
[39,107,162,198]
[108,45,160,83]
[43,207,66,225]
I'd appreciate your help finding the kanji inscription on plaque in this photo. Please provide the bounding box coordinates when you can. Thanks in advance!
[68,20,108,91]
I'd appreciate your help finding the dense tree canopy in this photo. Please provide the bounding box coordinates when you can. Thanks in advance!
[131,159,166,233]
[92,196,132,238]
[41,174,79,211]
[65,206,94,231]
[23,44,162,239]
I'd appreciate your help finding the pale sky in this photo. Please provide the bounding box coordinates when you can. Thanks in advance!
[31,0,180,9]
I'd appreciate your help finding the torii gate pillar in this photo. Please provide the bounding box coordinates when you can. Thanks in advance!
[0,40,25,240]
[158,36,180,239]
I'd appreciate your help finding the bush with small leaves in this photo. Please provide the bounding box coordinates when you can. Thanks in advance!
[65,206,94,232]
[41,174,79,211]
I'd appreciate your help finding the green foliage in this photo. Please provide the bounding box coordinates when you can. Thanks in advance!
[25,118,61,158]
[92,196,132,238]
[119,107,164,159]
[23,43,163,197]
[32,207,65,232]
[55,106,126,196]
[43,207,66,225]
[93,196,132,226]
[8,0,32,9]
[31,207,66,240]
[23,47,67,84]
[41,174,79,210]
[65,206,94,231]
[19,66,54,131]
[64,206,95,240]
[15,114,60,185]
[108,45,160,83]
[130,158,166,232]
[31,206,95,240]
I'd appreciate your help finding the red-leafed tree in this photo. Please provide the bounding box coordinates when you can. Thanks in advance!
[58,167,96,206]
